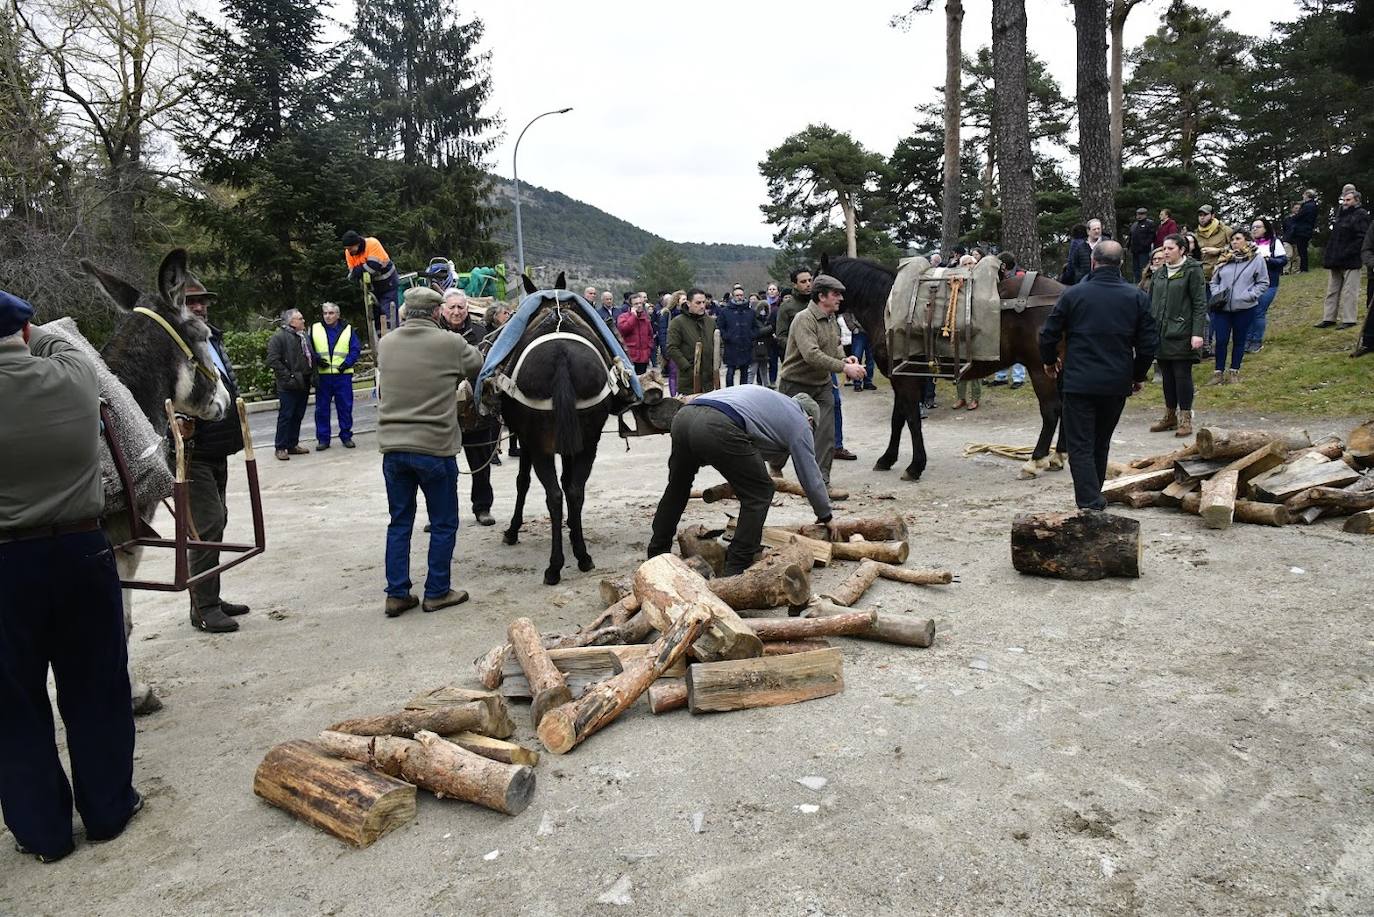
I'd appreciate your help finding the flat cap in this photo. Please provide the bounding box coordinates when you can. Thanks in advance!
[811,274,846,295]
[405,286,443,310]
[0,291,35,337]
[1197,204,1214,215]
[791,392,820,425]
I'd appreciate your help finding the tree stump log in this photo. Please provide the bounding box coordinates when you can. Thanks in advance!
[633,553,763,661]
[1344,508,1374,533]
[1199,469,1239,529]
[318,730,535,815]
[1196,428,1311,460]
[537,608,709,754]
[746,610,877,641]
[1284,485,1374,515]
[804,598,936,648]
[707,545,813,610]
[677,524,728,576]
[508,617,574,728]
[756,528,833,565]
[254,740,416,848]
[1179,493,1290,526]
[1123,491,1163,509]
[686,647,844,713]
[1129,442,1199,472]
[1010,511,1141,580]
[647,678,687,714]
[1348,420,1374,468]
[473,612,655,689]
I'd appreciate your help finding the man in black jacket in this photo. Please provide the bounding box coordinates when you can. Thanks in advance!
[1127,207,1157,281]
[266,308,313,460]
[442,289,498,525]
[1291,189,1319,273]
[1317,189,1370,328]
[184,277,250,632]
[1039,241,1159,511]
[1355,220,1374,358]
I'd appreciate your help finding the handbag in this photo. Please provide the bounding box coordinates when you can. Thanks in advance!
[1207,289,1230,313]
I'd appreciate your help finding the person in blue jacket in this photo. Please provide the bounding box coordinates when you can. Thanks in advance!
[717,286,761,386]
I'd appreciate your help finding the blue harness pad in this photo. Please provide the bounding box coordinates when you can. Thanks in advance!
[477,290,643,401]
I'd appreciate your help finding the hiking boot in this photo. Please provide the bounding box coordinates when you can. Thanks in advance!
[422,589,470,612]
[1206,370,1225,385]
[1313,320,1337,328]
[220,601,250,617]
[1175,410,1194,438]
[275,449,289,461]
[288,445,310,455]
[316,442,330,450]
[1149,409,1178,432]
[190,604,238,633]
[1226,369,1240,385]
[341,439,356,449]
[385,595,419,618]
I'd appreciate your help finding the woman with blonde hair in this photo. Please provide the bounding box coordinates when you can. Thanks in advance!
[1206,229,1269,384]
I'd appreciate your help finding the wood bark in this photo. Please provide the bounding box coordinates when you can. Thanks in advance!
[1198,469,1239,529]
[1072,0,1116,232]
[1348,420,1374,468]
[1123,491,1162,509]
[647,678,687,715]
[317,730,535,816]
[1179,493,1289,526]
[700,479,850,502]
[473,612,654,689]
[805,598,936,648]
[1344,508,1374,534]
[677,524,728,576]
[508,617,574,728]
[746,610,877,641]
[992,0,1042,269]
[581,594,641,633]
[537,608,709,754]
[795,514,909,543]
[1195,428,1311,461]
[1129,442,1199,472]
[1284,485,1374,515]
[637,370,666,405]
[827,558,883,606]
[400,687,515,739]
[1249,461,1360,503]
[1109,0,1143,177]
[328,703,486,738]
[449,732,540,767]
[762,639,834,656]
[707,547,812,610]
[941,0,965,257]
[1102,467,1175,502]
[1010,510,1141,580]
[830,539,910,563]
[757,528,833,566]
[633,553,763,661]
[254,740,416,848]
[687,647,844,714]
[874,564,956,586]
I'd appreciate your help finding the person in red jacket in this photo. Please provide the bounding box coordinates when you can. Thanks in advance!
[1154,208,1179,249]
[616,292,655,373]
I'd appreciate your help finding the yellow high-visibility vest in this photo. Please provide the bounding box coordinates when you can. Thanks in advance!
[311,322,354,374]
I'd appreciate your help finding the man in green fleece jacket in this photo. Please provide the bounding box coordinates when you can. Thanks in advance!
[376,286,484,618]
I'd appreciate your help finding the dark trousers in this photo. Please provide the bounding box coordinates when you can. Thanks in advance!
[725,364,751,386]
[1293,236,1312,272]
[648,405,776,575]
[1211,308,1257,371]
[315,374,354,445]
[1157,359,1195,411]
[1131,250,1150,282]
[0,531,137,858]
[1363,273,1374,347]
[188,455,229,613]
[274,388,309,451]
[462,425,498,515]
[1061,392,1127,510]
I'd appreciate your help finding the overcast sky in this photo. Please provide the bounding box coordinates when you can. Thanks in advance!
[480,0,1299,248]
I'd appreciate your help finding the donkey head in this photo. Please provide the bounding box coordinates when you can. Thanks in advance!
[84,249,232,433]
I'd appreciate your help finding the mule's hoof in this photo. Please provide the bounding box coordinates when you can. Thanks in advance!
[873,460,895,472]
[577,556,595,573]
[502,531,519,546]
[900,470,923,482]
[1048,453,1067,471]
[132,689,163,716]
[543,570,562,586]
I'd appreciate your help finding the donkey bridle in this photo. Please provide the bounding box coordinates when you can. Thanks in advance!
[133,306,222,385]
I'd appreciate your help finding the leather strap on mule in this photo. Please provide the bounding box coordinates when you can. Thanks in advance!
[494,331,615,411]
[133,307,221,384]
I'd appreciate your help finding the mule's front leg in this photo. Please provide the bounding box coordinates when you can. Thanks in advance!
[531,455,565,585]
[502,451,533,545]
[873,400,903,471]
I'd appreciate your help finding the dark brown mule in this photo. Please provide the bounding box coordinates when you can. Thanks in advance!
[822,255,1068,480]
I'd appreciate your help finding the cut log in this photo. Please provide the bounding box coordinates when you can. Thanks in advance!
[1248,461,1360,503]
[1349,420,1374,468]
[677,524,727,576]
[449,732,540,767]
[746,610,877,641]
[1344,508,1374,534]
[826,558,883,606]
[706,545,812,610]
[794,514,909,543]
[1129,442,1199,472]
[1123,491,1163,509]
[762,639,834,655]
[1106,460,1134,479]
[633,553,763,661]
[597,576,636,608]
[830,539,910,563]
[1010,511,1141,580]
[1301,437,1347,461]
[1158,479,1199,508]
[508,617,574,728]
[317,730,535,815]
[1196,428,1311,460]
[1173,458,1229,484]
[254,740,416,848]
[804,598,936,648]
[1221,440,1290,487]
[1198,469,1239,529]
[647,678,687,714]
[1284,485,1374,515]
[686,647,844,714]
[700,479,850,502]
[873,564,956,586]
[757,528,833,566]
[1102,468,1175,503]
[328,702,486,738]
[1179,493,1289,526]
[580,594,640,633]
[401,686,515,739]
[537,607,709,754]
[473,612,655,689]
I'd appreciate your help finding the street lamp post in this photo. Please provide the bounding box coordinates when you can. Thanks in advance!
[513,107,573,281]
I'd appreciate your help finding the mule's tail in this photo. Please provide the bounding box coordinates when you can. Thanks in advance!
[551,346,584,457]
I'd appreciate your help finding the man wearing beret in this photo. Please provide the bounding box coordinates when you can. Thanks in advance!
[375,286,484,618]
[0,291,141,862]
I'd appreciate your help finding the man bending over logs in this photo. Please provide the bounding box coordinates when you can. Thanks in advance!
[647,385,832,575]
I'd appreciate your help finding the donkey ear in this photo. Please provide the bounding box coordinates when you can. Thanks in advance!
[521,273,538,295]
[80,259,141,313]
[554,272,566,291]
[819,253,831,272]
[158,249,189,311]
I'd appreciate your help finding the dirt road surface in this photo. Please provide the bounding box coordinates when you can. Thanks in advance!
[5,389,1372,916]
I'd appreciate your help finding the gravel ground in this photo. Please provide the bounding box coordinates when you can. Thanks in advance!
[3,387,1371,917]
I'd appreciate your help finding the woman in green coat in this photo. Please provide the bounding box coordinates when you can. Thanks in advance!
[1147,233,1208,437]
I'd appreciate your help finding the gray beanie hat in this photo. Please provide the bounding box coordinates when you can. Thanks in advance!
[791,392,820,425]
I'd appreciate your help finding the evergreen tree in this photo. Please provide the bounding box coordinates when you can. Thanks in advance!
[634,241,695,295]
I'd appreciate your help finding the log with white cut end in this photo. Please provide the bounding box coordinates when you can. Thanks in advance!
[804,598,936,648]
[1179,493,1289,526]
[1198,469,1239,529]
[253,740,417,848]
[706,543,813,610]
[1010,511,1141,580]
[449,732,540,767]
[1195,428,1311,460]
[508,617,574,728]
[317,730,535,815]
[537,607,710,754]
[633,553,763,661]
[686,647,844,713]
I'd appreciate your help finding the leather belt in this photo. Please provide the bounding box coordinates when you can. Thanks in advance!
[0,517,102,545]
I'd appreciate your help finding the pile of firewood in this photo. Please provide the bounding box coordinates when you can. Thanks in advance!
[1101,422,1374,532]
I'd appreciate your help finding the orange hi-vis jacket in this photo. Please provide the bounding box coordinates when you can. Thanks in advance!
[344,237,397,288]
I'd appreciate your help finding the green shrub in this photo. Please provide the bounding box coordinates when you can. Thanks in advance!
[223,328,275,399]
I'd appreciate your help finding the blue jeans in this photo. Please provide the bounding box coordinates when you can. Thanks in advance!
[725,364,751,386]
[850,332,877,387]
[1248,283,1279,345]
[1212,308,1257,371]
[382,452,459,599]
[832,374,844,449]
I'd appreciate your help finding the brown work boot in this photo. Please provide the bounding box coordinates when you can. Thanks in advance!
[384,595,419,618]
[1226,369,1240,385]
[288,445,310,455]
[1175,410,1194,438]
[422,589,470,612]
[1206,370,1225,385]
[275,449,289,461]
[1149,409,1178,433]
